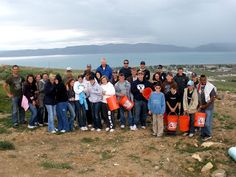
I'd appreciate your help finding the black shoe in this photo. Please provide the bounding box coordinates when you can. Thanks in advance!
[13,123,19,128]
[202,136,212,142]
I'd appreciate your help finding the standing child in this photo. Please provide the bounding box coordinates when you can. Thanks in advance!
[148,82,166,137]
[183,80,198,137]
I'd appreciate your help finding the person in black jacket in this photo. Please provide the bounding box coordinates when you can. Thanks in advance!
[44,74,57,133]
[131,70,153,129]
[119,59,132,79]
[174,67,189,114]
[137,61,150,81]
[23,74,38,129]
[55,74,69,133]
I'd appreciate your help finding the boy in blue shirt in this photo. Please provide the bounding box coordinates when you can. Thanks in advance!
[148,82,166,137]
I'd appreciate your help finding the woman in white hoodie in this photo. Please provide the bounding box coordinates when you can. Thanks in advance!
[100,75,116,132]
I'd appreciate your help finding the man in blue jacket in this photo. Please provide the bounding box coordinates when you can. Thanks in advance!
[96,58,113,80]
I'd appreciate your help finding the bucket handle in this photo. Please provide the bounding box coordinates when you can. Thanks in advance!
[168,112,177,116]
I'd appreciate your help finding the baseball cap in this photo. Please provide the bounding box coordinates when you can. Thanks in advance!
[158,65,163,69]
[87,64,91,67]
[191,72,197,77]
[140,61,145,65]
[66,67,72,71]
[187,80,194,86]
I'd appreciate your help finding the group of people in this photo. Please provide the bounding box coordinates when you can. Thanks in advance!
[3,58,217,141]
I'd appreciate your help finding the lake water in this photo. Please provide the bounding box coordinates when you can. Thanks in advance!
[0,52,236,69]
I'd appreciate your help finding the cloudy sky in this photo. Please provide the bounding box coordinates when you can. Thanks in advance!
[0,0,235,50]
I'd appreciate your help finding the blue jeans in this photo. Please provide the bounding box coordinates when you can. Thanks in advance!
[45,105,56,132]
[77,101,87,127]
[189,113,195,134]
[28,103,38,126]
[134,100,148,126]
[120,107,134,126]
[12,96,25,124]
[67,102,76,131]
[90,102,102,129]
[201,109,214,137]
[56,102,69,131]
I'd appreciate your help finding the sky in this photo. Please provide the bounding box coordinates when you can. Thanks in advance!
[0,0,235,50]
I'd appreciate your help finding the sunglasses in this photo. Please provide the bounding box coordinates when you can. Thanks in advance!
[124,63,129,64]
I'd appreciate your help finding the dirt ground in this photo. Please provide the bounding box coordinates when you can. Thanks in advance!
[0,91,236,177]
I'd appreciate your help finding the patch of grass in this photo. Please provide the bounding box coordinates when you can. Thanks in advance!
[81,137,100,144]
[128,154,141,163]
[0,141,15,150]
[175,142,213,154]
[100,150,114,161]
[40,161,73,170]
[0,127,10,134]
[0,117,12,128]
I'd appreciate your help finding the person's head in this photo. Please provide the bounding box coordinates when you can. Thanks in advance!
[35,74,41,82]
[187,80,194,91]
[67,78,75,88]
[49,73,56,83]
[26,74,35,84]
[170,83,177,94]
[101,58,107,67]
[85,71,91,81]
[177,67,184,76]
[153,72,161,81]
[123,59,129,68]
[137,70,144,81]
[200,75,207,85]
[101,75,109,85]
[140,61,146,69]
[86,64,92,71]
[157,65,163,73]
[166,72,173,82]
[12,65,19,75]
[118,73,125,82]
[154,82,162,93]
[112,70,118,79]
[131,67,137,77]
[66,67,73,77]
[89,75,96,85]
[95,71,102,79]
[77,75,83,83]
[42,73,49,81]
[191,72,198,82]
[55,74,62,85]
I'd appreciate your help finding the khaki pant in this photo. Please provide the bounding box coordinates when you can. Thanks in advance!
[152,114,164,136]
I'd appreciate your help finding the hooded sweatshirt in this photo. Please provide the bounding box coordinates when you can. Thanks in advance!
[87,82,103,103]
[55,74,68,103]
[101,82,115,103]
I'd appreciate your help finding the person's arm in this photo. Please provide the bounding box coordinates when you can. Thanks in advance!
[3,82,13,98]
[183,90,188,113]
[161,94,166,115]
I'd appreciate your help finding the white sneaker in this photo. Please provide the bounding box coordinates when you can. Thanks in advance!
[38,123,44,127]
[54,128,58,132]
[81,127,86,131]
[84,126,88,131]
[141,126,146,129]
[105,127,110,132]
[88,124,92,128]
[189,133,194,137]
[28,125,35,129]
[120,125,125,129]
[90,128,95,131]
[60,130,66,133]
[51,130,56,134]
[96,128,101,132]
[133,125,138,131]
[109,129,115,132]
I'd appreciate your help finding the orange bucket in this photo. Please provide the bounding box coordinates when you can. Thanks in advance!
[167,113,178,131]
[142,87,152,100]
[119,96,134,110]
[194,112,206,127]
[106,95,120,111]
[179,115,190,132]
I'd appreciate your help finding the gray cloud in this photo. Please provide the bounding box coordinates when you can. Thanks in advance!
[0,0,236,49]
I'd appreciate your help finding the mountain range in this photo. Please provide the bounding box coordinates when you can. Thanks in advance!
[0,43,236,57]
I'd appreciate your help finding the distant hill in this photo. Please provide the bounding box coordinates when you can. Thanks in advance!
[0,43,236,57]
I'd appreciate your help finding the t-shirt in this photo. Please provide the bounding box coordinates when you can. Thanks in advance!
[5,75,25,97]
[165,91,181,113]
[199,85,216,110]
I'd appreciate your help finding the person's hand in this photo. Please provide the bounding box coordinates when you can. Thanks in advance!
[7,93,13,98]
[170,108,175,112]
[184,110,188,115]
[148,110,152,115]
[102,91,106,95]
[139,89,144,93]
